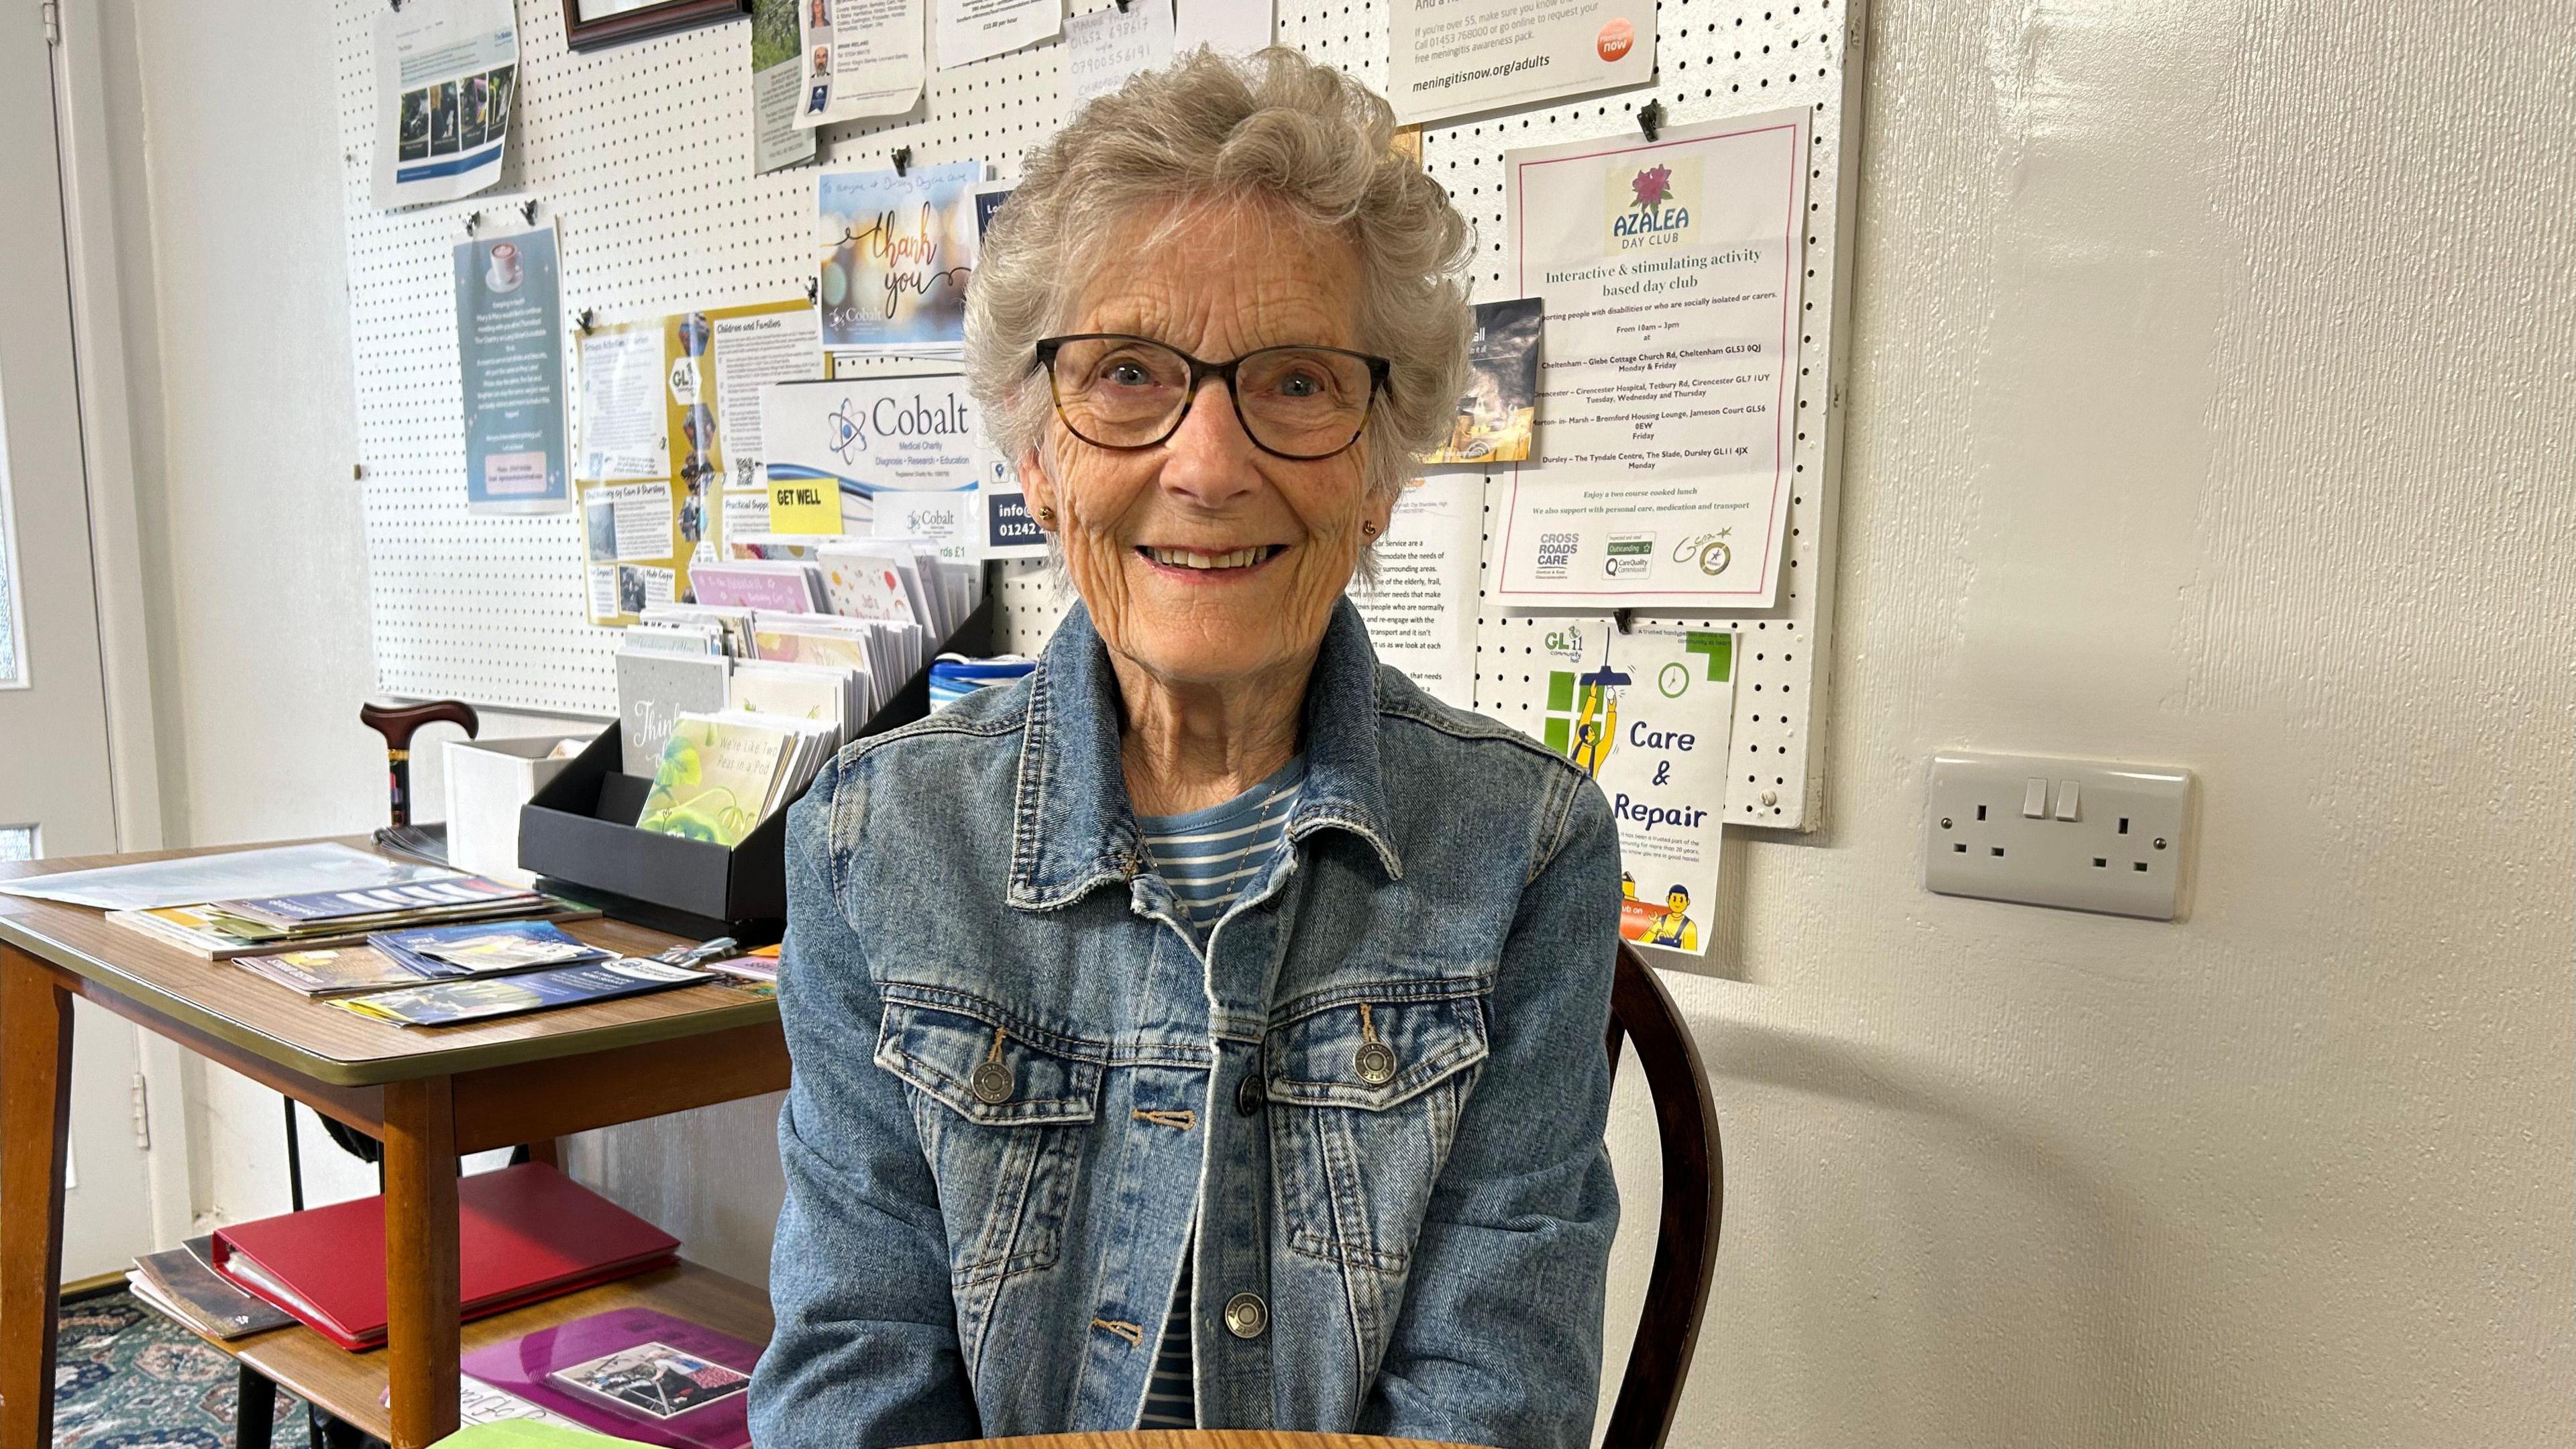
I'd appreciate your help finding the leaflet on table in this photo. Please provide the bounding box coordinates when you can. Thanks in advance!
[460,1376,588,1431]
[0,843,462,913]
[576,300,824,625]
[373,0,519,209]
[759,375,985,541]
[1538,621,1735,956]
[1064,0,1175,104]
[1387,0,1653,126]
[751,0,818,176]
[816,162,981,352]
[1348,476,1483,711]
[1496,110,1812,609]
[335,959,713,1027]
[453,223,570,513]
[935,0,1059,68]
[1173,0,1271,56]
[797,0,924,127]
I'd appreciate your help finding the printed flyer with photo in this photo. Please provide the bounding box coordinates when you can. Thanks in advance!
[816,162,982,352]
[453,223,569,513]
[576,300,824,625]
[798,0,926,128]
[1424,296,1541,464]
[1497,109,1812,608]
[1539,620,1736,956]
[751,0,819,176]
[1387,0,1654,126]
[374,0,519,209]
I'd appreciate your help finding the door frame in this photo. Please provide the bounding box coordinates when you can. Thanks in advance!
[44,1,186,1246]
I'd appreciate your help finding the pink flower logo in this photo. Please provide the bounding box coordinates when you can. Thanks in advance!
[1631,164,1674,211]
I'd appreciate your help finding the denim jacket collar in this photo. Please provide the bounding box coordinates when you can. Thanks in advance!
[1008,597,1404,911]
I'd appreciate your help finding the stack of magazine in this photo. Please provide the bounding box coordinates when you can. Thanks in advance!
[230,919,718,1028]
[110,874,594,960]
[126,1237,294,1340]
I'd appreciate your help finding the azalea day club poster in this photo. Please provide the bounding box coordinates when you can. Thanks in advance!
[816,162,982,353]
[1497,110,1811,609]
[1540,621,1737,955]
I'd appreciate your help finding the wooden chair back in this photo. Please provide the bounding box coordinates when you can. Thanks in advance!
[1599,943,1723,1449]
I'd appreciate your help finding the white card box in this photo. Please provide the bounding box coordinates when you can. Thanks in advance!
[443,736,584,888]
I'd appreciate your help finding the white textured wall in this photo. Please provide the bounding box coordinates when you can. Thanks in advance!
[125,0,2571,1440]
[1629,1,2574,1445]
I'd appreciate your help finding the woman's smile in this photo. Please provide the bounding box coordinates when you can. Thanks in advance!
[1135,542,1292,578]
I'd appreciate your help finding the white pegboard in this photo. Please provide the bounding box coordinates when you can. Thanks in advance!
[339,0,1862,828]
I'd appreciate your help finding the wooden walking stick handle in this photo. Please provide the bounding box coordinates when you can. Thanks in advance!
[359,700,480,827]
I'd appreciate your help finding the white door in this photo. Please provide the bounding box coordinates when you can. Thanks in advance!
[2,1,158,1281]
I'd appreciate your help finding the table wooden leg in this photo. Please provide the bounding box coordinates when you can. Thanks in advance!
[0,945,73,1449]
[382,1075,460,1448]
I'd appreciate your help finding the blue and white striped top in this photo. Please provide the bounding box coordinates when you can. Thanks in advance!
[1131,757,1305,1430]
[1136,757,1306,938]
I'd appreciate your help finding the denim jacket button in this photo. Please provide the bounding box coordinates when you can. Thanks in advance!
[1234,1073,1264,1116]
[1222,1291,1269,1340]
[971,1061,1016,1104]
[1353,1040,1397,1086]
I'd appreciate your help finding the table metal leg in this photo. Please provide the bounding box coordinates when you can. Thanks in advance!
[0,945,73,1449]
[237,1360,276,1449]
[382,1075,460,1448]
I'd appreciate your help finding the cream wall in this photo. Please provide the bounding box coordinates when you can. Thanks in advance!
[102,0,2569,1444]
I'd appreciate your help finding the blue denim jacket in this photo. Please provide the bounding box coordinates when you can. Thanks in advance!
[750,599,1621,1449]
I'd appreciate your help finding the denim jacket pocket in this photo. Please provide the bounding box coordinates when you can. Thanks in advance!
[876,993,1101,1290]
[1265,989,1490,1275]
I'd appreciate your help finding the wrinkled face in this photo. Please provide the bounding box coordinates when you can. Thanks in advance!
[1018,198,1393,691]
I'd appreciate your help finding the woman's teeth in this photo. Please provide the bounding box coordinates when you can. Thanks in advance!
[1146,546,1269,570]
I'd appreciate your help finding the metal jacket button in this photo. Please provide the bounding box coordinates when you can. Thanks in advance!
[1353,1040,1397,1086]
[1223,1291,1269,1340]
[971,1061,1015,1104]
[1235,1073,1264,1116]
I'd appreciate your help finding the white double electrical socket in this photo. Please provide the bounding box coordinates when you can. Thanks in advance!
[1922,751,2194,920]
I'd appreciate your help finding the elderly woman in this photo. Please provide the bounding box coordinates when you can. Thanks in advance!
[749,48,1620,1449]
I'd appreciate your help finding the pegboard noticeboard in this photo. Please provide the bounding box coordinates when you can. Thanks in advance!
[337,0,1864,830]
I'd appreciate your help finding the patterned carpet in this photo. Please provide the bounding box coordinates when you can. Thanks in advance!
[52,1288,309,1448]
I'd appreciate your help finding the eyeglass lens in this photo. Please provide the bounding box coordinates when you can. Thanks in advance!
[1047,337,1374,458]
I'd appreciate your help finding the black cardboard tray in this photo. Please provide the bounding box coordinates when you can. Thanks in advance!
[519,591,996,942]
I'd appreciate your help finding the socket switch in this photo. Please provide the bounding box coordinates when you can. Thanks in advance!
[1923,751,2193,919]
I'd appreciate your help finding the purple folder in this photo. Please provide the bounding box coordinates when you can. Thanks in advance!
[460,1307,761,1448]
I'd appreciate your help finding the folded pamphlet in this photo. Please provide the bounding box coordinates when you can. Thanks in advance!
[371,919,615,974]
[333,959,714,1027]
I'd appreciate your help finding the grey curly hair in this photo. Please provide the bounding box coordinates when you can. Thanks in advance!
[963,46,1476,504]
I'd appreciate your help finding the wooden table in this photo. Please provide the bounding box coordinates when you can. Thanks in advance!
[0,839,790,1448]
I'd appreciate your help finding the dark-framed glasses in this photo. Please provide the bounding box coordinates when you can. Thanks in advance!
[1033,333,1392,461]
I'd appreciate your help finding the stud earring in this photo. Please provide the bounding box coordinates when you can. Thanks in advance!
[1037,506,1056,523]
[1361,521,1380,537]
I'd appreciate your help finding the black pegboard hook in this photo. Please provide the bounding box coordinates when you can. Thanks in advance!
[804,276,819,303]
[1637,101,1664,143]
[577,307,596,335]
[890,146,912,177]
[520,198,539,224]
[464,210,482,237]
